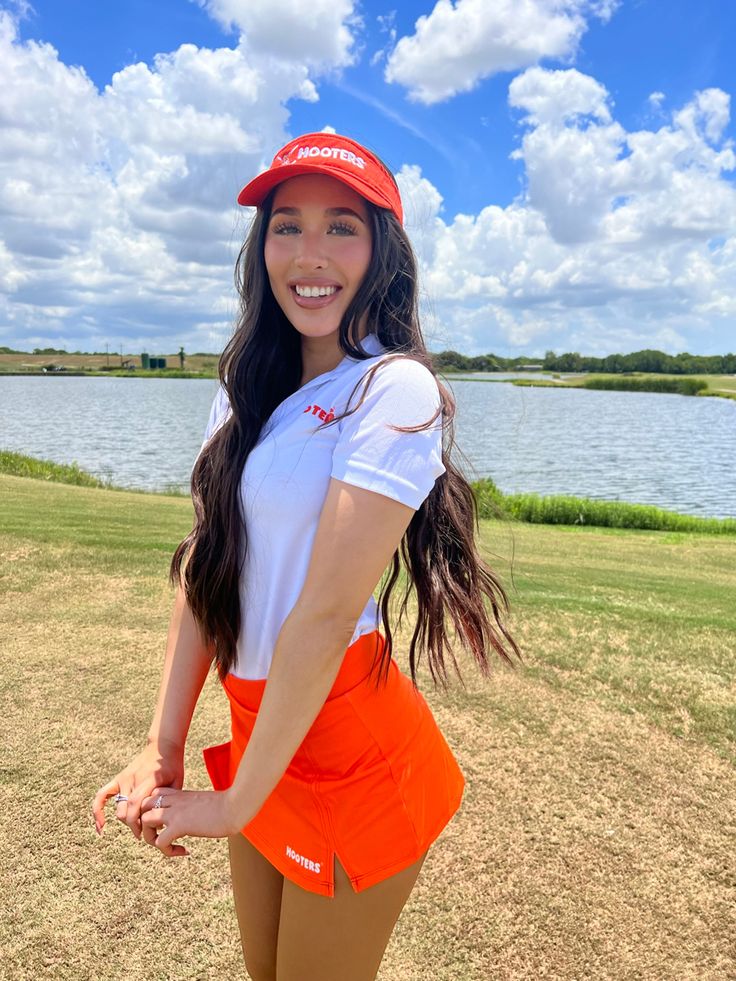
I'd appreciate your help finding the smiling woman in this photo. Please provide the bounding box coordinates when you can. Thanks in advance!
[92,131,521,981]
[263,175,374,383]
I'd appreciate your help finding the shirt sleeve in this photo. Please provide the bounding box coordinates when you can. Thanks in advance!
[201,384,230,449]
[330,358,446,510]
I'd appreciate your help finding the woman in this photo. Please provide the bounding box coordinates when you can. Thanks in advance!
[92,131,521,981]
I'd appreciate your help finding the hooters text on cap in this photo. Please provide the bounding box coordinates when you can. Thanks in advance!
[236,131,403,225]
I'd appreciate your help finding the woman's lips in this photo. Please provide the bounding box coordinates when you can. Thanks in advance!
[290,285,343,309]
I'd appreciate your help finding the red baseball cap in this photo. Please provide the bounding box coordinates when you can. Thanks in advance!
[237,132,404,225]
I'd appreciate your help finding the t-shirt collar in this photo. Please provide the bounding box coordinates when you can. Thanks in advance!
[301,332,387,391]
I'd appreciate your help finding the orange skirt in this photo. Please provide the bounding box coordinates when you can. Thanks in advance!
[202,629,465,898]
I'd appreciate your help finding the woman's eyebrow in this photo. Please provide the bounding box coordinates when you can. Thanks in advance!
[270,206,366,223]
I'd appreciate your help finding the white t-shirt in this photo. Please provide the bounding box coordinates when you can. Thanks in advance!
[198,332,446,679]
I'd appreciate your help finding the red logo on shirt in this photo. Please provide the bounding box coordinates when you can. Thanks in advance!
[304,403,335,423]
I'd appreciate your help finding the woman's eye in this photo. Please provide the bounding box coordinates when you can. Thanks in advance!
[271,222,300,235]
[328,222,358,236]
[270,220,359,236]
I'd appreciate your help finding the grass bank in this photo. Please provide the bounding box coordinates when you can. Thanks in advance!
[508,372,736,400]
[4,452,733,533]
[0,450,188,496]
[1,474,733,979]
[0,449,111,488]
[582,375,708,395]
[473,478,736,535]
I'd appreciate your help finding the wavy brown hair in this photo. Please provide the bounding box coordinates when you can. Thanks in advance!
[171,181,522,690]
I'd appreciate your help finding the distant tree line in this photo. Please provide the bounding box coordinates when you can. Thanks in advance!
[432,350,543,371]
[542,348,736,374]
[429,348,734,374]
[2,345,734,375]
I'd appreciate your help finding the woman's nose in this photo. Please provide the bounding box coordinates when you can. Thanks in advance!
[294,231,327,268]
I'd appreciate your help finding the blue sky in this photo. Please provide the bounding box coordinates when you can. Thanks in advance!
[2,0,735,356]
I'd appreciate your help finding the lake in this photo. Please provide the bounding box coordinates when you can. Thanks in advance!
[1,374,734,518]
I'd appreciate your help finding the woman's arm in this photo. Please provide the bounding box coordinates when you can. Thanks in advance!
[226,605,356,825]
[146,582,214,752]
[92,582,213,850]
[139,477,416,851]
[225,476,415,828]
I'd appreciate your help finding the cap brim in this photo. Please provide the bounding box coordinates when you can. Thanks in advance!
[237,162,396,216]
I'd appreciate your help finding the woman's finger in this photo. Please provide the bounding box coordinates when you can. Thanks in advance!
[115,782,134,825]
[92,780,120,834]
[123,780,158,840]
[140,787,173,813]
[141,818,160,849]
[158,838,190,858]
[139,788,171,829]
[155,824,188,855]
[140,801,171,829]
[140,791,189,858]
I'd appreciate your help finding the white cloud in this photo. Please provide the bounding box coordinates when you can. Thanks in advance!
[673,87,731,145]
[385,0,619,104]
[0,11,325,351]
[396,163,445,273]
[195,0,360,68]
[509,65,611,125]
[401,70,736,355]
[648,91,665,109]
[370,10,398,67]
[508,67,736,246]
[1,14,735,359]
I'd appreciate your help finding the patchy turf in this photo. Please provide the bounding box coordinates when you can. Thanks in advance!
[1,474,734,980]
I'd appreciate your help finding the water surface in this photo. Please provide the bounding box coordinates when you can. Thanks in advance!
[1,375,733,518]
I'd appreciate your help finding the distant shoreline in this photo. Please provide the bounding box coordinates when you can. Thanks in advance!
[2,367,735,400]
[0,369,214,379]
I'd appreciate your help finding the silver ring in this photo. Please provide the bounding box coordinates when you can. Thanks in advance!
[153,795,164,809]
[113,793,128,804]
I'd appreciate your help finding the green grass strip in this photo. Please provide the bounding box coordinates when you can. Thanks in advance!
[3,451,733,533]
[0,450,187,496]
[471,478,736,534]
[582,376,708,395]
[0,450,112,488]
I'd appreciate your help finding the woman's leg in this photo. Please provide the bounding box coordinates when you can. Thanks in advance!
[275,849,429,981]
[228,833,285,981]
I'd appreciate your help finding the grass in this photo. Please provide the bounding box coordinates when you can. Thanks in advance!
[1,474,735,979]
[0,450,188,496]
[472,478,736,535]
[0,351,219,377]
[442,371,736,401]
[0,450,112,488]
[506,372,736,401]
[582,375,708,395]
[4,452,733,533]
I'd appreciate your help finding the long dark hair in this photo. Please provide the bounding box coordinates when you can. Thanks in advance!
[171,182,522,690]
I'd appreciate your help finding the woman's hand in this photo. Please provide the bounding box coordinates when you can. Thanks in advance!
[92,741,185,847]
[139,788,243,855]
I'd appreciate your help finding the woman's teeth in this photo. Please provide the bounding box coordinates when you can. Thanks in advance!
[295,285,338,297]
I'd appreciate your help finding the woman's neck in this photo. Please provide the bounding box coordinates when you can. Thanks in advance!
[299,326,369,387]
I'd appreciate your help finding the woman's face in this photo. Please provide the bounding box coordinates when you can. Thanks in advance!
[263,174,373,340]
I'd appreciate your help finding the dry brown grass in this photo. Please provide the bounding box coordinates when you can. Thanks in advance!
[0,352,218,373]
[1,476,734,980]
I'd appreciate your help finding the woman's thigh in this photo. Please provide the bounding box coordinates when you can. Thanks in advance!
[275,849,428,981]
[228,833,285,981]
